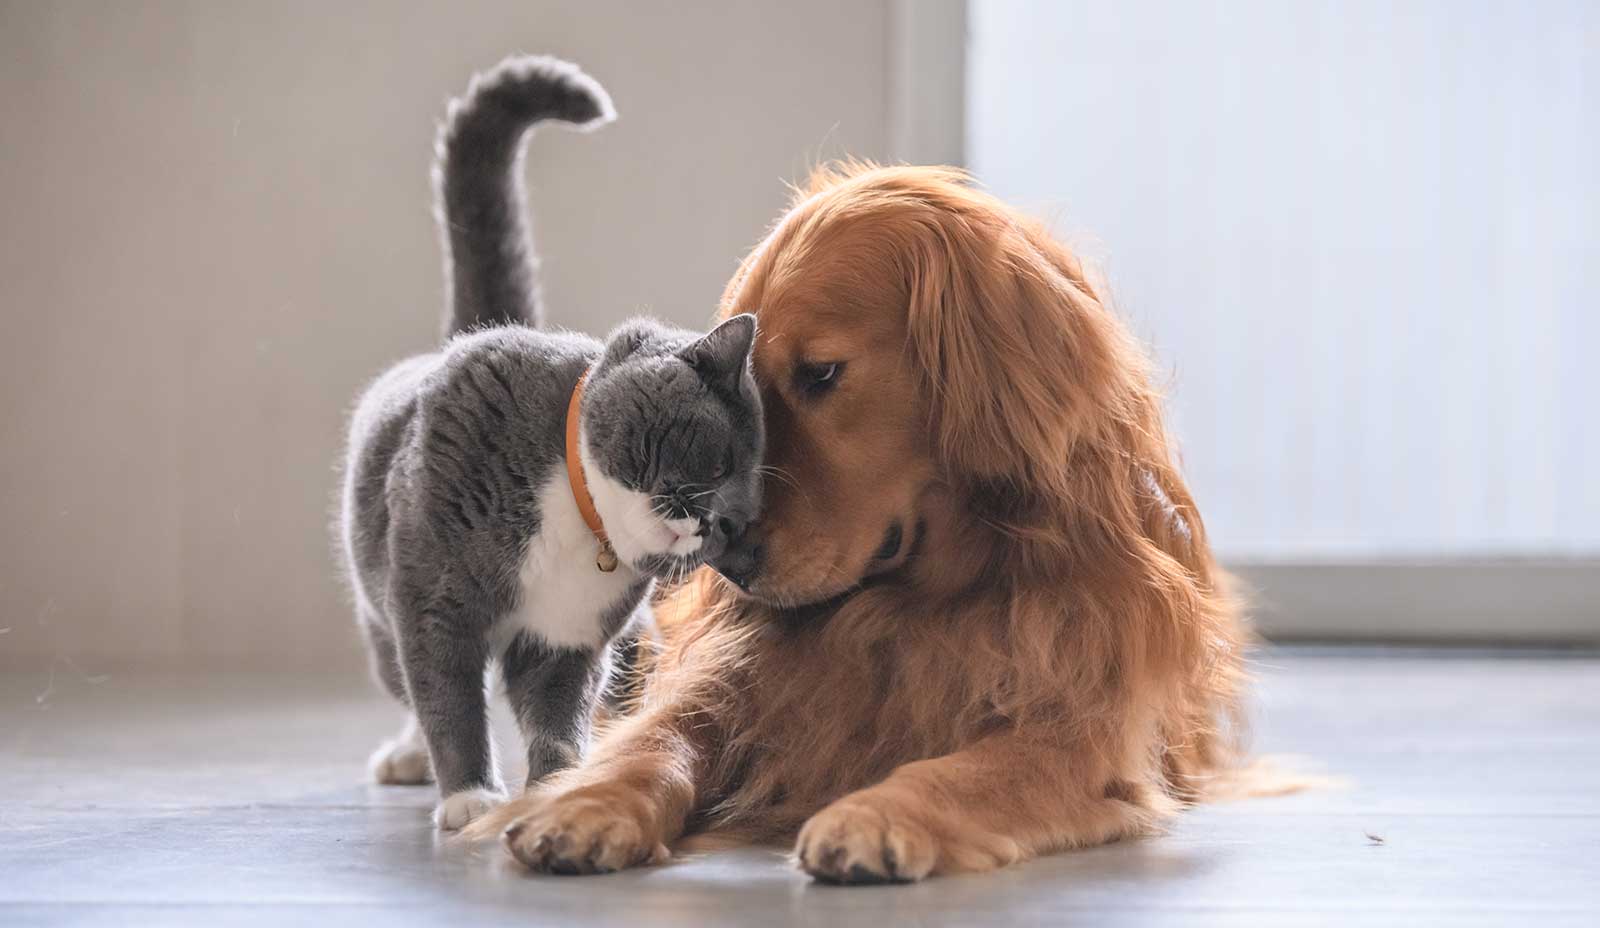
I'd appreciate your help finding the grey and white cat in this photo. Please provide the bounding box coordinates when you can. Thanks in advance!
[337,56,763,830]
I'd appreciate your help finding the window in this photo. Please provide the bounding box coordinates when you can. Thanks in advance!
[901,0,1600,640]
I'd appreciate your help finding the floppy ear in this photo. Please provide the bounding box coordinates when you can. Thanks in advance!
[680,313,757,392]
[905,210,1131,491]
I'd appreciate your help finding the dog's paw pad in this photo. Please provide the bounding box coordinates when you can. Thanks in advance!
[797,797,936,885]
[502,795,666,874]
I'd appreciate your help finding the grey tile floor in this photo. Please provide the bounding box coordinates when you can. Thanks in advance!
[2,650,1597,926]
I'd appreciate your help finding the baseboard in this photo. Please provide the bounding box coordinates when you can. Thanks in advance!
[1231,561,1600,646]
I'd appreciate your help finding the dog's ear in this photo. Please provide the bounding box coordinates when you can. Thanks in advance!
[905,207,1134,492]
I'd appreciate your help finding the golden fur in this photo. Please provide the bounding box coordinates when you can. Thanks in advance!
[473,163,1250,882]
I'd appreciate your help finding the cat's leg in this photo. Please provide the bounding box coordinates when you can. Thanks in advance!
[368,714,432,786]
[602,603,657,711]
[394,609,504,830]
[362,612,409,702]
[501,633,610,790]
[360,614,433,785]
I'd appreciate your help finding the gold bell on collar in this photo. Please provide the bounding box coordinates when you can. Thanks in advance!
[596,541,619,573]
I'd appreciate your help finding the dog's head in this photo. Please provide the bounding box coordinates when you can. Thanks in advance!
[710,164,1171,608]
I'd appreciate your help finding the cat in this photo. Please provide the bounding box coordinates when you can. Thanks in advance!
[336,55,764,831]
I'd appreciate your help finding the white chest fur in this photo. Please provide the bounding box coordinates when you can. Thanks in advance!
[495,470,643,652]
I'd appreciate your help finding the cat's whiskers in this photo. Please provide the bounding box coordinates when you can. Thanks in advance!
[755,464,802,494]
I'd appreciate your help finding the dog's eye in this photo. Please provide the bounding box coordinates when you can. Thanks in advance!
[794,361,844,397]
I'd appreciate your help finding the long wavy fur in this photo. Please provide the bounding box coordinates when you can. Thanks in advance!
[471,162,1273,871]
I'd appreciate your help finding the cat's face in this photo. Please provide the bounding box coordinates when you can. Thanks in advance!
[581,315,764,579]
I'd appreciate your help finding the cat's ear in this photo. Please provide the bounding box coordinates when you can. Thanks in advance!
[680,314,756,391]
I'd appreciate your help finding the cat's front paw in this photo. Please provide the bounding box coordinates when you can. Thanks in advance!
[434,787,506,830]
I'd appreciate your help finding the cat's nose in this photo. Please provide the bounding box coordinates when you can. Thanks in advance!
[660,485,694,520]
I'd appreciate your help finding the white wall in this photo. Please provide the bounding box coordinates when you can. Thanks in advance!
[0,0,889,671]
[969,0,1599,562]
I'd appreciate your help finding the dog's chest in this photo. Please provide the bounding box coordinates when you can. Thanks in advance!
[498,471,641,651]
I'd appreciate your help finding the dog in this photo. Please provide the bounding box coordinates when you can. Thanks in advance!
[472,162,1250,883]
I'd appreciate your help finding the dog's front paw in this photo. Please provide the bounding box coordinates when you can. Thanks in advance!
[434,787,506,830]
[796,794,940,884]
[502,791,667,875]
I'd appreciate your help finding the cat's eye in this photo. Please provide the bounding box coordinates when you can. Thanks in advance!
[710,452,731,482]
[794,361,844,397]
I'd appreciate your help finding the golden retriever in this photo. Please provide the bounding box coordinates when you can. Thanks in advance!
[472,162,1248,883]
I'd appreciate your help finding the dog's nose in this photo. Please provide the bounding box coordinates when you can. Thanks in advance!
[715,546,763,592]
[710,521,763,591]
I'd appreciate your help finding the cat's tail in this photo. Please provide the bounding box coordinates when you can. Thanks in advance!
[433,55,615,337]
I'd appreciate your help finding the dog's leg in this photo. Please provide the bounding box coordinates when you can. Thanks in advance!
[496,706,704,874]
[795,734,1169,883]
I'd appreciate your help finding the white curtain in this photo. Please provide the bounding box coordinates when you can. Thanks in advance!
[968,0,1599,561]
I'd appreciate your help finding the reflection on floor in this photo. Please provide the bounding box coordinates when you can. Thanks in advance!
[2,649,1597,926]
